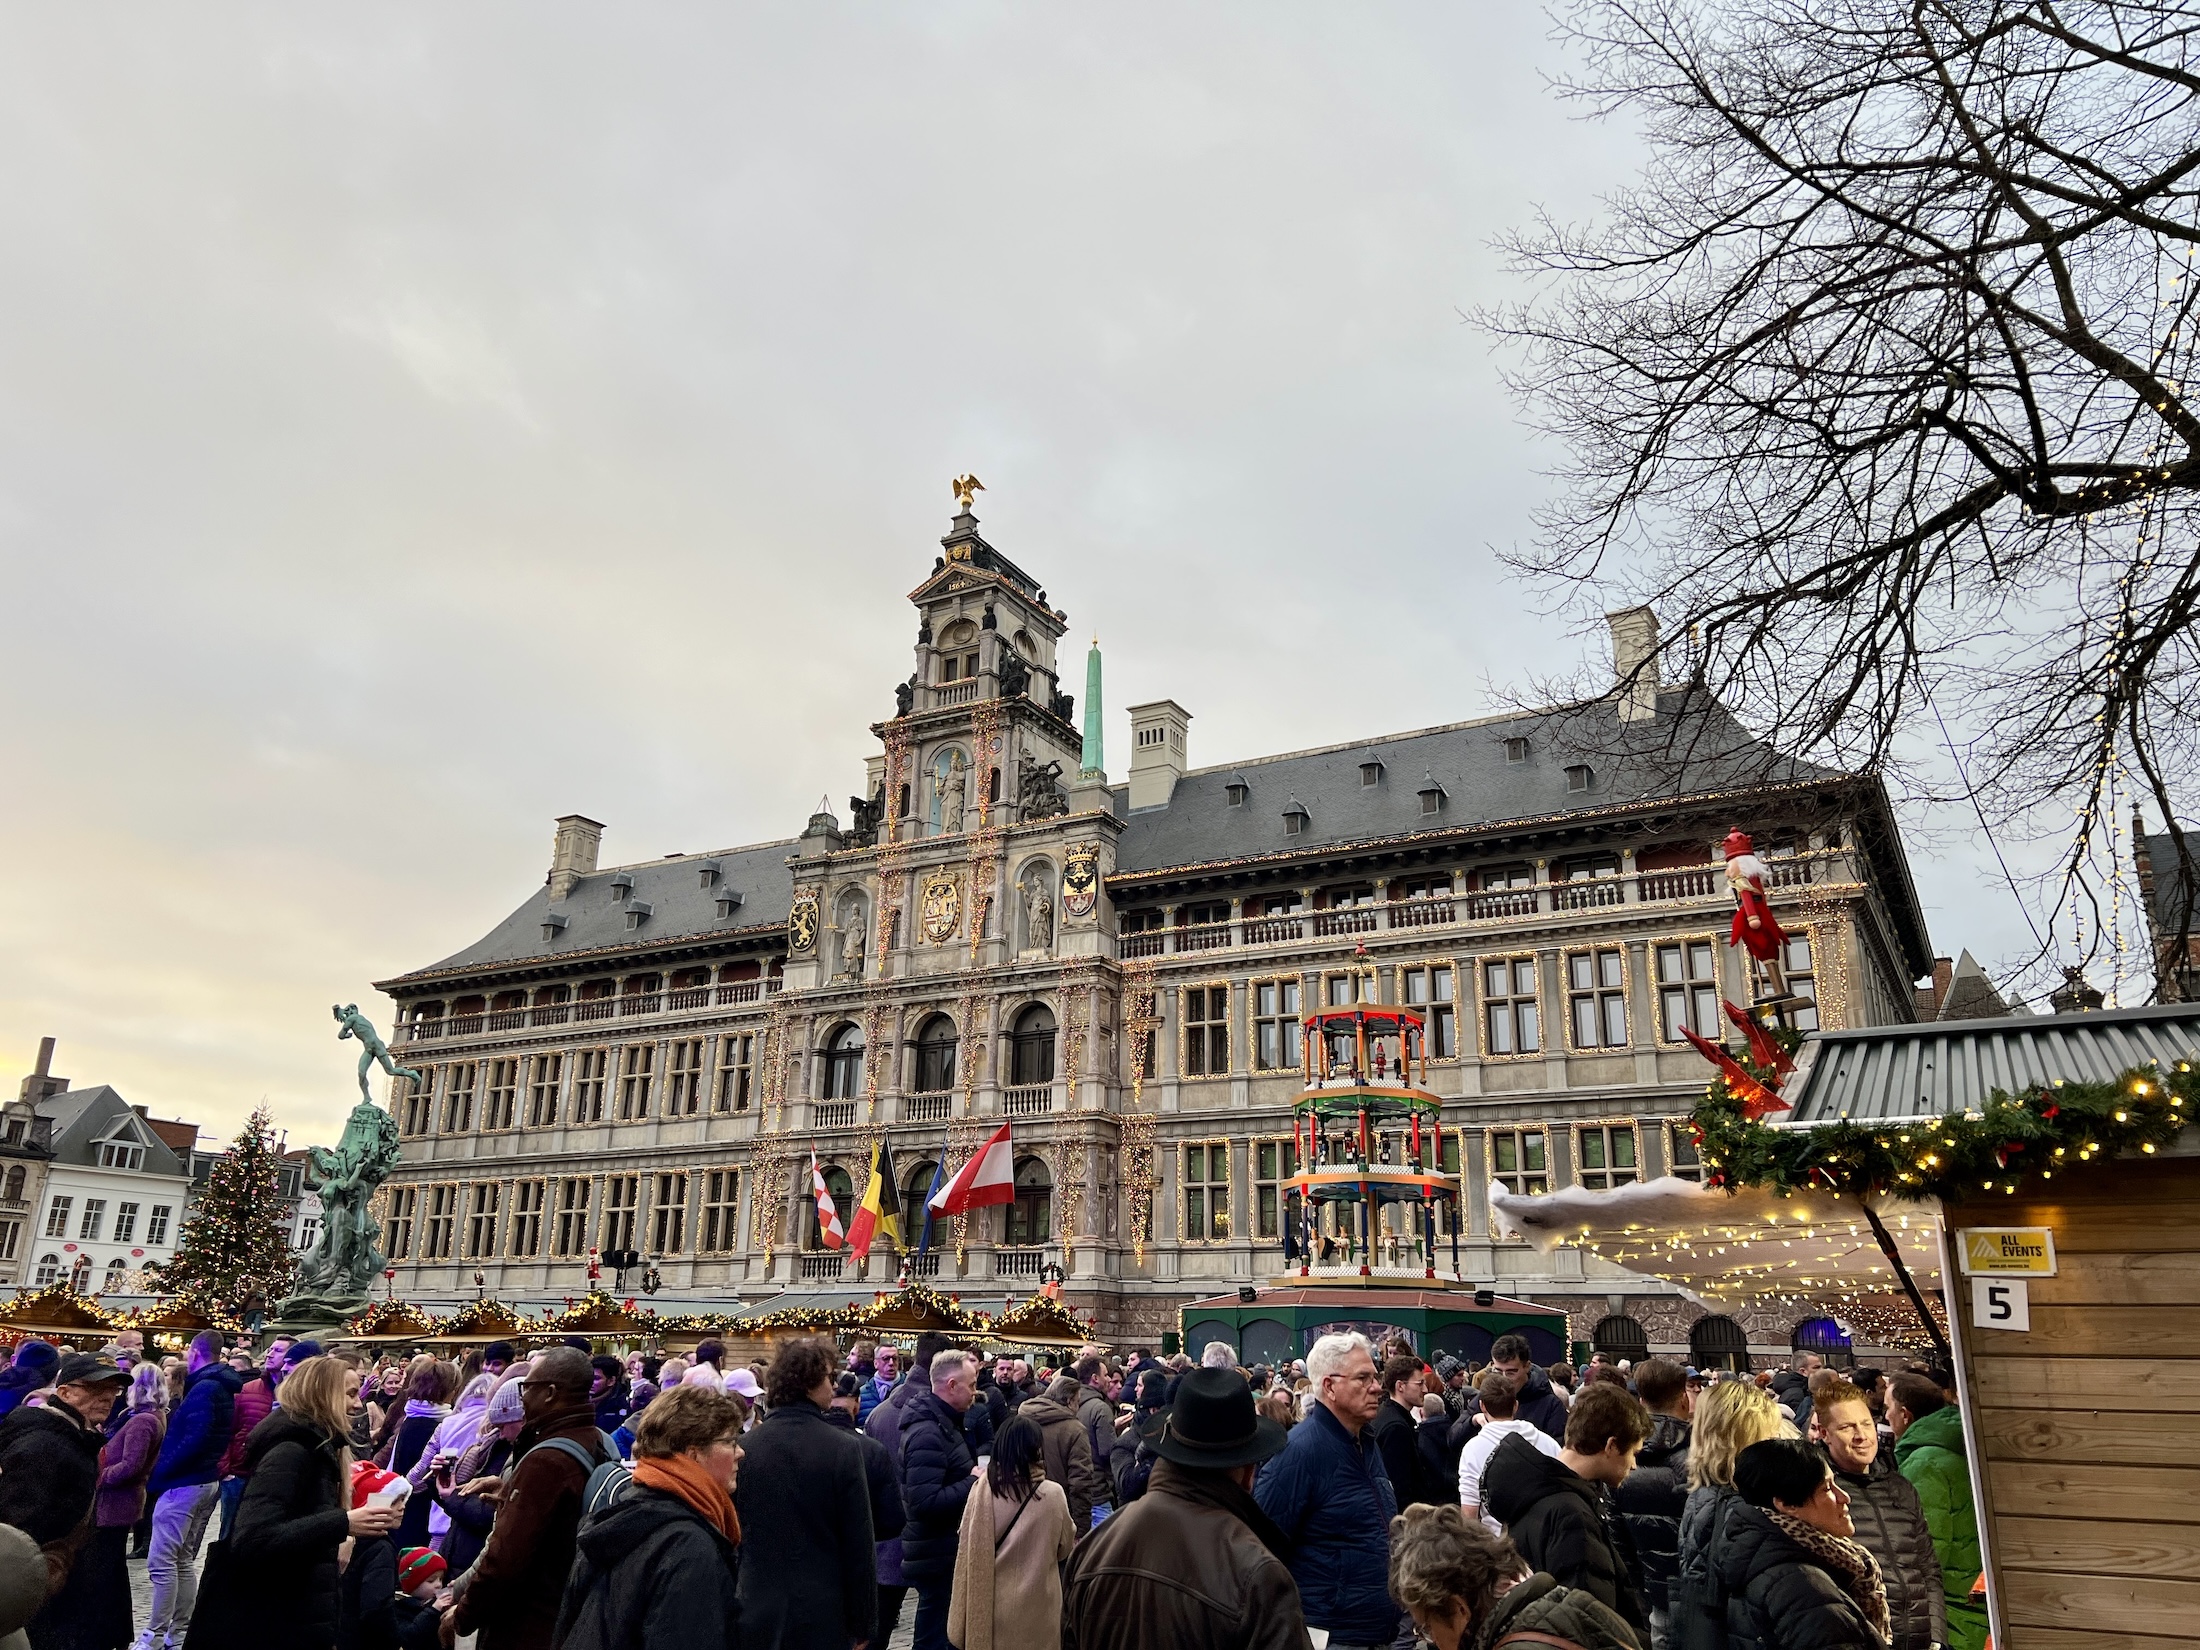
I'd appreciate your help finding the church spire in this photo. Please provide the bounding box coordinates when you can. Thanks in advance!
[1081,636,1105,776]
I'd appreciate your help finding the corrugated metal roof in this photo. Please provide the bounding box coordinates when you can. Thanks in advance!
[1785,1002,2200,1123]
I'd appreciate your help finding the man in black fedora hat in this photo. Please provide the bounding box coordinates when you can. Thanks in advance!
[1062,1366,1310,1650]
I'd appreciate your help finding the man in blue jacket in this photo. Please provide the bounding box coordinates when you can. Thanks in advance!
[143,1329,244,1648]
[1254,1331,1399,1650]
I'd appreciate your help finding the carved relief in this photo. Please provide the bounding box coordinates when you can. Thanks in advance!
[920,871,962,944]
[1061,843,1100,920]
[789,888,821,954]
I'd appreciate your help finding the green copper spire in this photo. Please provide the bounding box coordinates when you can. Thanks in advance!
[1081,636,1105,776]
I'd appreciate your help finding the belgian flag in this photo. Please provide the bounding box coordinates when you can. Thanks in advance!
[846,1135,903,1258]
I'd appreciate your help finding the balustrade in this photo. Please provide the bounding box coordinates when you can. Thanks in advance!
[994,1248,1046,1277]
[1002,1085,1053,1116]
[814,1101,858,1129]
[903,1094,952,1122]
[800,1252,846,1280]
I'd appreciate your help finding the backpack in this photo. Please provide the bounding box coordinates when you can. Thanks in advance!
[516,1429,631,1517]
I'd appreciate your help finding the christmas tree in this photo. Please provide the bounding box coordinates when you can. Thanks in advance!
[151,1105,294,1309]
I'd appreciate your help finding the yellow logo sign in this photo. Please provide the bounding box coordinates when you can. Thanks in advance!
[1958,1227,2056,1277]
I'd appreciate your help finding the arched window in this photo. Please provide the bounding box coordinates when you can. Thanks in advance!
[68,1255,91,1293]
[1592,1314,1650,1363]
[821,1024,866,1100]
[810,1166,855,1250]
[1690,1314,1752,1372]
[4,1166,22,1202]
[904,1161,940,1228]
[1791,1317,1855,1367]
[1009,1005,1057,1087]
[913,1016,958,1093]
[32,1254,57,1287]
[1004,1157,1052,1246]
[103,1258,129,1291]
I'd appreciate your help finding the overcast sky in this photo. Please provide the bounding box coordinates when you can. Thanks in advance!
[0,5,2086,1148]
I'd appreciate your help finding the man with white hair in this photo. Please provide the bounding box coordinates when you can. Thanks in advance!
[1253,1332,1400,1650]
[1200,1340,1239,1371]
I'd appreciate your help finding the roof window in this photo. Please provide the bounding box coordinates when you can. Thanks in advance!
[1505,737,1530,763]
[541,910,569,943]
[715,888,745,919]
[1359,757,1384,787]
[1565,764,1593,793]
[1418,773,1447,816]
[696,858,723,888]
[609,871,634,901]
[623,900,653,930]
[1226,779,1248,807]
[1283,798,1310,836]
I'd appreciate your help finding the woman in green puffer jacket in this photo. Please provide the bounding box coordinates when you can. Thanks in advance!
[1888,1374,1987,1650]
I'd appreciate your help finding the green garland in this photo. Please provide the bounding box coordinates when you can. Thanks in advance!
[1690,1046,2196,1203]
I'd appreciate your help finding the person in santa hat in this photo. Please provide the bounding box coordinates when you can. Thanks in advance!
[1722,829,1789,990]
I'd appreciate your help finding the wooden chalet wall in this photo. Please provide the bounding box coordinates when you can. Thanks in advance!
[1953,1156,2200,1650]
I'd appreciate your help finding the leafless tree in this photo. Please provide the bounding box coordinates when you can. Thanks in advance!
[1490,0,2200,998]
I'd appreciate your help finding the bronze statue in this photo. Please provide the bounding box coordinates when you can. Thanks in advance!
[334,1002,420,1102]
[277,1005,410,1329]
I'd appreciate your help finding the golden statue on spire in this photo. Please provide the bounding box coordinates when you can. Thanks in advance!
[951,474,984,511]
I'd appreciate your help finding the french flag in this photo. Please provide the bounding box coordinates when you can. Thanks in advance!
[929,1121,1016,1215]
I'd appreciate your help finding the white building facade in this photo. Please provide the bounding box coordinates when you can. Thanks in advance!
[29,1088,190,1294]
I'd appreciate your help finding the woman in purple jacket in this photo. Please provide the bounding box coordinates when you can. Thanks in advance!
[91,1363,167,1649]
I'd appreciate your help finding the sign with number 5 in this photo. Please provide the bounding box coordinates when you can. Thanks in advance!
[1971,1276,2030,1332]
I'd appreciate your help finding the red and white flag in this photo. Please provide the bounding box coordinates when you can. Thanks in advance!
[929,1121,1016,1215]
[810,1148,846,1249]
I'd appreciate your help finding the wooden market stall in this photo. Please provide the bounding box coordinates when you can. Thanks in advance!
[527,1291,659,1350]
[426,1298,529,1351]
[124,1295,244,1355]
[0,1284,119,1350]
[1496,999,2200,1650]
[850,1281,985,1341]
[336,1300,442,1349]
[978,1292,1098,1353]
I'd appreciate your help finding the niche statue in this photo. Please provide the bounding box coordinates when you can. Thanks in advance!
[1024,878,1055,950]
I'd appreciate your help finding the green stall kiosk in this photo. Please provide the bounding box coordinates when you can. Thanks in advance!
[1179,1281,1572,1368]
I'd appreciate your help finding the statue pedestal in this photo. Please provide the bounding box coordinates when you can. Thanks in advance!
[272,1292,371,1334]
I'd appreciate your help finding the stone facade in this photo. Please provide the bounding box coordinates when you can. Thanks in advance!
[373,507,1933,1360]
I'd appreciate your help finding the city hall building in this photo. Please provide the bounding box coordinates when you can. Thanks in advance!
[373,502,1934,1360]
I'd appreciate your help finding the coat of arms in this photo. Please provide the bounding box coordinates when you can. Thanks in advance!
[789,888,821,953]
[1062,843,1101,919]
[919,871,962,944]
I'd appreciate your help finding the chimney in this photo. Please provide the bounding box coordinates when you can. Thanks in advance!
[1127,700,1192,810]
[548,815,605,903]
[1607,607,1660,723]
[18,1038,67,1106]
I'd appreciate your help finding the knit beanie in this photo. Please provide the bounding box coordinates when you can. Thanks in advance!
[396,1547,448,1592]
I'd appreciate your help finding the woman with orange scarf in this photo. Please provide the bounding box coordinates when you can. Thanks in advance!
[552,1384,747,1649]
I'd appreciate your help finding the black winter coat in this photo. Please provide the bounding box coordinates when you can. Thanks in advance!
[554,1487,740,1650]
[1709,1499,1882,1650]
[0,1402,105,1650]
[1367,1398,1425,1510]
[896,1390,976,1585]
[732,1401,877,1650]
[337,1532,399,1650]
[1615,1414,1691,1611]
[1483,1432,1648,1633]
[1672,1482,1741,1650]
[1833,1453,1943,1650]
[1470,1571,1645,1650]
[1418,1407,1463,1510]
[822,1406,906,1544]
[229,1414,353,1650]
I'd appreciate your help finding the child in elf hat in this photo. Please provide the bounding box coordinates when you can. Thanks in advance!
[389,1547,450,1647]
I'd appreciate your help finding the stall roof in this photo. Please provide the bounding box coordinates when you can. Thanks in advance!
[1182,1286,1565,1316]
[1784,1002,2200,1123]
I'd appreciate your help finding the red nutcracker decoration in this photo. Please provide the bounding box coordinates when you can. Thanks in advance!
[1722,828,1791,998]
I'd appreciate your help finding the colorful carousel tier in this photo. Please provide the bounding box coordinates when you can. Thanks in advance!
[1290,1165,1457,1207]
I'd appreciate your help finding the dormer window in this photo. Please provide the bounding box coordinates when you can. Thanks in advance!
[623,900,653,930]
[715,888,745,919]
[609,871,634,901]
[1360,759,1384,787]
[541,910,569,943]
[1226,780,1249,807]
[1506,737,1530,763]
[1566,764,1593,793]
[1283,798,1310,836]
[696,858,722,888]
[98,1140,144,1171]
[1418,774,1447,816]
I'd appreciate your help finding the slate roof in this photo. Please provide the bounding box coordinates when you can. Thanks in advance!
[1783,1002,2200,1123]
[1111,690,1834,877]
[33,1087,190,1176]
[386,837,799,986]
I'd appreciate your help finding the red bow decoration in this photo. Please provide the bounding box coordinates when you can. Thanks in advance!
[1721,999,1797,1080]
[1994,1141,2026,1170]
[1682,1027,1792,1119]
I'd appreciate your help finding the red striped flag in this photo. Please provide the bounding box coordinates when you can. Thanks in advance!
[810,1148,846,1249]
[928,1121,1016,1215]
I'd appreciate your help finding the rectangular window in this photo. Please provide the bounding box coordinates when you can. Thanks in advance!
[716,1034,756,1113]
[527,1054,564,1128]
[483,1059,520,1131]
[509,1180,546,1257]
[1576,1125,1640,1191]
[651,1173,688,1253]
[1567,948,1629,1049]
[0,1222,19,1262]
[1399,964,1457,1057]
[401,1068,437,1137]
[666,1039,705,1116]
[574,1049,611,1124]
[146,1205,172,1245]
[113,1203,139,1243]
[1183,986,1229,1077]
[1325,971,1363,1008]
[1666,1121,1704,1183]
[553,1179,593,1257]
[98,1142,144,1170]
[442,1063,477,1134]
[1489,1129,1549,1196]
[700,1169,741,1253]
[43,1197,71,1239]
[1482,957,1541,1055]
[1656,940,1722,1042]
[618,1045,655,1120]
[603,1175,640,1251]
[385,1188,417,1260]
[1254,1139,1299,1240]
[1435,1131,1463,1236]
[466,1183,501,1257]
[1182,1142,1230,1241]
[1783,933,1820,1032]
[423,1186,458,1260]
[1254,979,1303,1071]
[79,1199,106,1242]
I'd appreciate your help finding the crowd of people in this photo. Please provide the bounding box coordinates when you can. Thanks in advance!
[0,1322,1985,1650]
